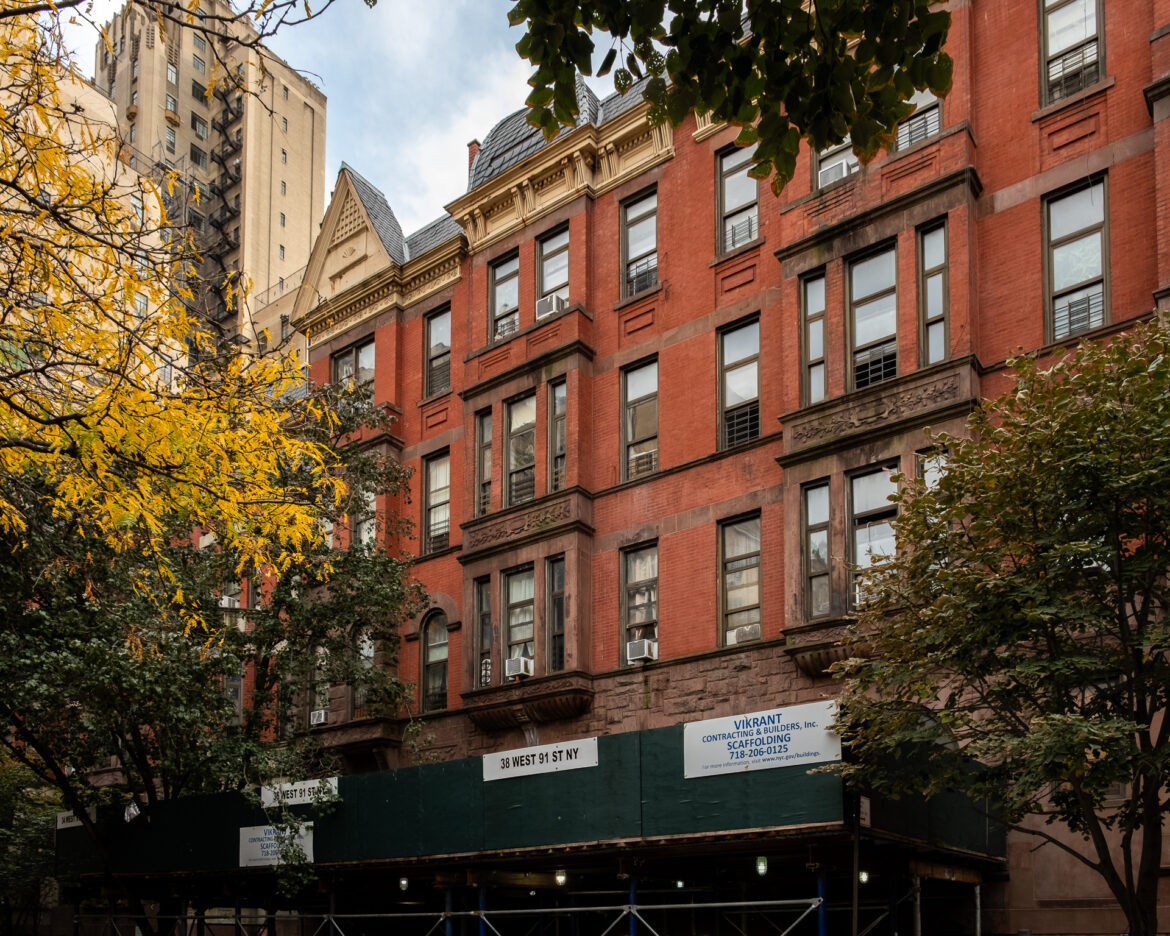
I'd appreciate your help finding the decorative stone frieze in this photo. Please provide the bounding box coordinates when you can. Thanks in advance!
[461,671,595,731]
[460,492,591,560]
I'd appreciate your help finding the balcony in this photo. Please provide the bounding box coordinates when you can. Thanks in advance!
[783,619,853,678]
[461,670,594,731]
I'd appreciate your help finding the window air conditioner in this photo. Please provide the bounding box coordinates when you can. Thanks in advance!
[818,162,845,188]
[504,656,534,679]
[627,639,658,663]
[309,709,328,727]
[536,295,567,318]
[732,623,761,645]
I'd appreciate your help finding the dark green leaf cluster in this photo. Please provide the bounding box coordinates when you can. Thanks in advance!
[510,0,952,192]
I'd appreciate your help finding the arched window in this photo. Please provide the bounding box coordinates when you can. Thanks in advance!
[422,612,448,712]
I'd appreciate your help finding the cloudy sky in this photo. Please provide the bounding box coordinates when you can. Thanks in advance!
[65,0,607,236]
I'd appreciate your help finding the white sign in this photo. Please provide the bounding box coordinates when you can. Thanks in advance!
[683,700,840,778]
[260,777,338,808]
[239,823,314,867]
[483,737,599,781]
[56,807,96,830]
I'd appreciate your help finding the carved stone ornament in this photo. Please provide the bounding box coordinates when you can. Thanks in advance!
[462,672,595,731]
[464,498,573,552]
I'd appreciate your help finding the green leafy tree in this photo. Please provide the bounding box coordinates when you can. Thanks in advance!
[0,382,424,922]
[0,755,57,936]
[510,0,952,191]
[834,320,1170,936]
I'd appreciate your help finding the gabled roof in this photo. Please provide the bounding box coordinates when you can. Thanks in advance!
[341,161,406,265]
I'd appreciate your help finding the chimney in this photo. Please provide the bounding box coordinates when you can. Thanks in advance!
[467,139,480,172]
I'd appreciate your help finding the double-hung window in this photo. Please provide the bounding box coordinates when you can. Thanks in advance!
[895,89,941,151]
[166,62,177,85]
[506,568,535,661]
[166,93,177,113]
[332,337,374,387]
[622,191,658,297]
[817,138,859,188]
[353,489,377,546]
[476,410,492,515]
[623,545,658,654]
[425,307,451,395]
[918,223,949,364]
[189,144,207,169]
[547,557,566,672]
[506,395,536,506]
[549,381,567,491]
[623,360,658,479]
[191,112,208,139]
[1043,0,1101,103]
[850,466,898,607]
[422,612,448,711]
[491,254,520,339]
[803,274,827,404]
[719,145,758,252]
[424,453,450,553]
[1047,178,1106,340]
[850,247,898,390]
[804,482,831,619]
[538,228,569,312]
[722,516,761,645]
[720,319,759,448]
[352,628,374,719]
[476,577,493,687]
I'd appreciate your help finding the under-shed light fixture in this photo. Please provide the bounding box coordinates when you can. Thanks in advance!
[858,871,870,884]
[555,870,567,886]
[399,877,408,891]
[756,856,768,877]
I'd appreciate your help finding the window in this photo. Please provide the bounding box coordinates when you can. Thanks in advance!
[422,612,448,712]
[352,628,374,719]
[917,448,948,490]
[191,112,207,139]
[719,145,758,252]
[850,466,898,606]
[1047,178,1106,340]
[193,54,205,73]
[476,410,492,515]
[282,116,288,132]
[189,144,207,168]
[476,578,493,687]
[1043,0,1101,103]
[282,84,289,100]
[188,209,204,233]
[165,93,177,113]
[165,126,176,153]
[720,320,759,448]
[506,395,536,505]
[280,212,286,227]
[133,293,148,318]
[167,62,177,84]
[505,568,535,662]
[281,180,287,195]
[490,254,519,338]
[307,649,329,726]
[918,222,948,364]
[128,122,136,143]
[549,381,566,491]
[281,148,287,164]
[280,315,290,341]
[191,80,207,103]
[353,489,377,546]
[547,556,566,672]
[623,360,658,479]
[804,482,831,619]
[279,245,285,260]
[817,138,859,188]
[424,453,450,553]
[193,33,206,52]
[131,192,145,223]
[850,247,897,389]
[131,58,138,80]
[622,190,658,296]
[130,89,138,106]
[722,516,761,645]
[895,89,941,151]
[425,307,451,396]
[332,337,374,386]
[622,545,658,655]
[803,274,827,404]
[537,227,569,309]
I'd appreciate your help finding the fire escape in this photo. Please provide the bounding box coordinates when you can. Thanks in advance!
[201,83,244,328]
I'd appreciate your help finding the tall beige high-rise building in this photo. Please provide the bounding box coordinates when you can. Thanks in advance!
[94,0,324,355]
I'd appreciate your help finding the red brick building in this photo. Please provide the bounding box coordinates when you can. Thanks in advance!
[59,1,1170,933]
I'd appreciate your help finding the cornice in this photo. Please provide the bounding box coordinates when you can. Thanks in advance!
[445,101,675,254]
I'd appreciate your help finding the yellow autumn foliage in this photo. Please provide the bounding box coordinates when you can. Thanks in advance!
[0,8,343,581]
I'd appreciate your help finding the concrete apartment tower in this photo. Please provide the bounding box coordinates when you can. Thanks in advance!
[94,0,325,357]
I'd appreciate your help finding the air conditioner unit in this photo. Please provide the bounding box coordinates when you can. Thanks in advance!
[627,639,658,663]
[732,623,761,645]
[504,656,534,679]
[818,162,846,188]
[536,294,567,318]
[309,709,328,727]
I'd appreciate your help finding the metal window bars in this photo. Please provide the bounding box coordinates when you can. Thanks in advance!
[854,340,897,389]
[508,469,535,504]
[724,401,760,448]
[1053,287,1104,339]
[627,448,658,479]
[426,517,449,553]
[626,256,658,296]
[1048,38,1099,102]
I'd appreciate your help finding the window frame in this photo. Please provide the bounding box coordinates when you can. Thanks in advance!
[352,489,377,547]
[1040,0,1104,105]
[547,555,566,673]
[622,358,659,481]
[421,612,449,712]
[549,380,567,492]
[621,542,659,664]
[423,451,450,554]
[815,138,860,189]
[621,188,658,298]
[848,243,899,391]
[504,566,536,663]
[894,90,942,151]
[1044,176,1109,342]
[801,273,828,406]
[490,252,520,340]
[505,394,536,507]
[476,409,493,516]
[475,576,493,688]
[803,480,832,620]
[537,226,570,309]
[331,336,375,387]
[717,144,759,254]
[721,514,762,646]
[917,221,949,366]
[424,306,452,396]
[719,317,760,449]
[848,463,900,609]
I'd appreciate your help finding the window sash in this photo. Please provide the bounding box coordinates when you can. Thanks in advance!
[423,615,448,711]
[424,454,450,553]
[476,411,492,516]
[849,466,898,606]
[624,362,658,479]
[720,145,758,252]
[547,557,566,672]
[476,578,493,688]
[722,517,761,644]
[817,140,859,188]
[918,223,949,366]
[720,320,760,448]
[850,248,898,390]
[549,381,567,491]
[623,546,658,645]
[805,483,831,619]
[426,309,451,395]
[506,396,536,505]
[491,255,520,338]
[623,192,658,296]
[1047,180,1106,340]
[538,229,570,303]
[506,569,535,660]
[802,275,827,405]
